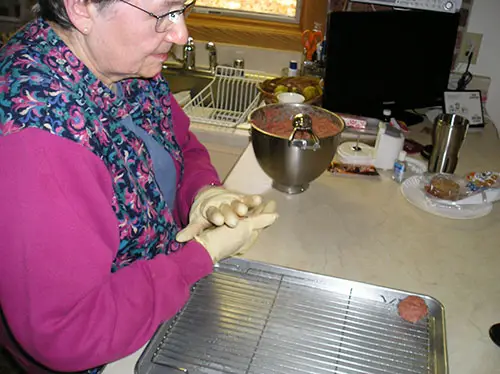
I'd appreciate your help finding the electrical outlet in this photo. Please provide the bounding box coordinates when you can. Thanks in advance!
[457,32,483,64]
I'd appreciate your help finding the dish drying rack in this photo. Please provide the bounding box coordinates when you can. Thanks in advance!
[183,65,273,128]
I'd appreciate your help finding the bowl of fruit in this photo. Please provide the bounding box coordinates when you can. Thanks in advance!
[257,76,323,105]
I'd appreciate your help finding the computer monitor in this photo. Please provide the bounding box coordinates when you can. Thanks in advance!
[322,10,460,125]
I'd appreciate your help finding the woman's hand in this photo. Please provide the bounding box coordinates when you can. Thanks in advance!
[236,199,277,256]
[193,208,278,263]
[176,187,263,243]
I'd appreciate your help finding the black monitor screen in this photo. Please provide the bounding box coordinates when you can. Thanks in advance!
[322,10,460,120]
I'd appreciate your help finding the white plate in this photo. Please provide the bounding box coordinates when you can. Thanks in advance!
[400,175,493,219]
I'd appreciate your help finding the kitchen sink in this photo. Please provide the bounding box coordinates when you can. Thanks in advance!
[161,64,213,97]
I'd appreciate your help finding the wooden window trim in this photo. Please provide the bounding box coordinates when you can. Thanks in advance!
[186,0,328,51]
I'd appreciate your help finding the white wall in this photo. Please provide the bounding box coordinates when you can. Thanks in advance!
[466,0,500,133]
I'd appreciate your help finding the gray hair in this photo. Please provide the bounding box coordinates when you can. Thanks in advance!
[34,0,116,29]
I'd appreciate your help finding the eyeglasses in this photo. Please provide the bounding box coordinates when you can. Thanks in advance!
[119,0,196,33]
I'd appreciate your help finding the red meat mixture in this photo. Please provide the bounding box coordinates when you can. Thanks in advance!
[398,295,429,323]
[252,107,342,139]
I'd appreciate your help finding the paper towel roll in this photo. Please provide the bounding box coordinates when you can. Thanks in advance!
[373,123,405,170]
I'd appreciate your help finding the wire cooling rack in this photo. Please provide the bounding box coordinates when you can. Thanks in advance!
[136,258,447,374]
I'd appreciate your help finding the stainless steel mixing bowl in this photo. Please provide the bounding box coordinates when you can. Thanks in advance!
[248,103,345,194]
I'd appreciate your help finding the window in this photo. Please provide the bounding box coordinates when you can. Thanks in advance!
[194,0,301,24]
[0,0,33,24]
[0,0,35,35]
[186,0,328,51]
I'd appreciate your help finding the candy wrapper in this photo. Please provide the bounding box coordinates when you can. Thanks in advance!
[339,115,367,130]
[465,172,500,192]
[328,161,379,177]
[423,172,500,206]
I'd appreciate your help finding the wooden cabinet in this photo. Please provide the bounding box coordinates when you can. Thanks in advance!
[0,0,35,35]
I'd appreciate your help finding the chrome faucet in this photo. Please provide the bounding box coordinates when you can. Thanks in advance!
[164,38,218,75]
[206,42,217,74]
[183,37,196,70]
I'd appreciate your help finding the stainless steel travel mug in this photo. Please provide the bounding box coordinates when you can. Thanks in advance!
[428,113,469,174]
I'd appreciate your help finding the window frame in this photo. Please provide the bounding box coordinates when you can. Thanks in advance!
[186,0,328,51]
[0,0,31,24]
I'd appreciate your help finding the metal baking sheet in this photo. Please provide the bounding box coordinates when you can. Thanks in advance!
[135,258,447,374]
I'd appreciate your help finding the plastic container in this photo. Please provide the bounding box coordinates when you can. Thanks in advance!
[373,122,405,170]
[383,109,392,123]
[276,92,305,104]
[288,60,298,77]
[392,150,407,183]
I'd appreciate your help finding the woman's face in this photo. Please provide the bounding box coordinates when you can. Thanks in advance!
[85,0,189,83]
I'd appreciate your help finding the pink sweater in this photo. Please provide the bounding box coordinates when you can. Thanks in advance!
[0,96,218,372]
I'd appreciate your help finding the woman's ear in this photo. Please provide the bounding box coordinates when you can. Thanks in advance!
[63,0,92,34]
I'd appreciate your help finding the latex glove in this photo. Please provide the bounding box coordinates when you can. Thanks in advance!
[176,187,262,243]
[236,200,277,256]
[194,209,279,263]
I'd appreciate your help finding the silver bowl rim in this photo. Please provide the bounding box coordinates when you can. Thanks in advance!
[247,103,346,141]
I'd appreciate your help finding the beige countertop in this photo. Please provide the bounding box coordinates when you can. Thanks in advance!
[104,119,500,374]
[224,119,500,374]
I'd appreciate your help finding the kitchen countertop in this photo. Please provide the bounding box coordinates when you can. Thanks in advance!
[104,119,500,374]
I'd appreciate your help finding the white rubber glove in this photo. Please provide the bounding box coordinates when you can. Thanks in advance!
[176,186,263,243]
[236,200,277,256]
[194,209,279,263]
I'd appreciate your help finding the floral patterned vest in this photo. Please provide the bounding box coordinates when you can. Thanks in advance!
[0,18,185,271]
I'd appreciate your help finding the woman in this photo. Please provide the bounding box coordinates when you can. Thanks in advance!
[0,0,278,372]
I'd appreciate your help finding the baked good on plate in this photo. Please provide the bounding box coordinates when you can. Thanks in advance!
[425,174,461,201]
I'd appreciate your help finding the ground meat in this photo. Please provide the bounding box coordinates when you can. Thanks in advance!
[258,115,341,139]
[398,296,429,323]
